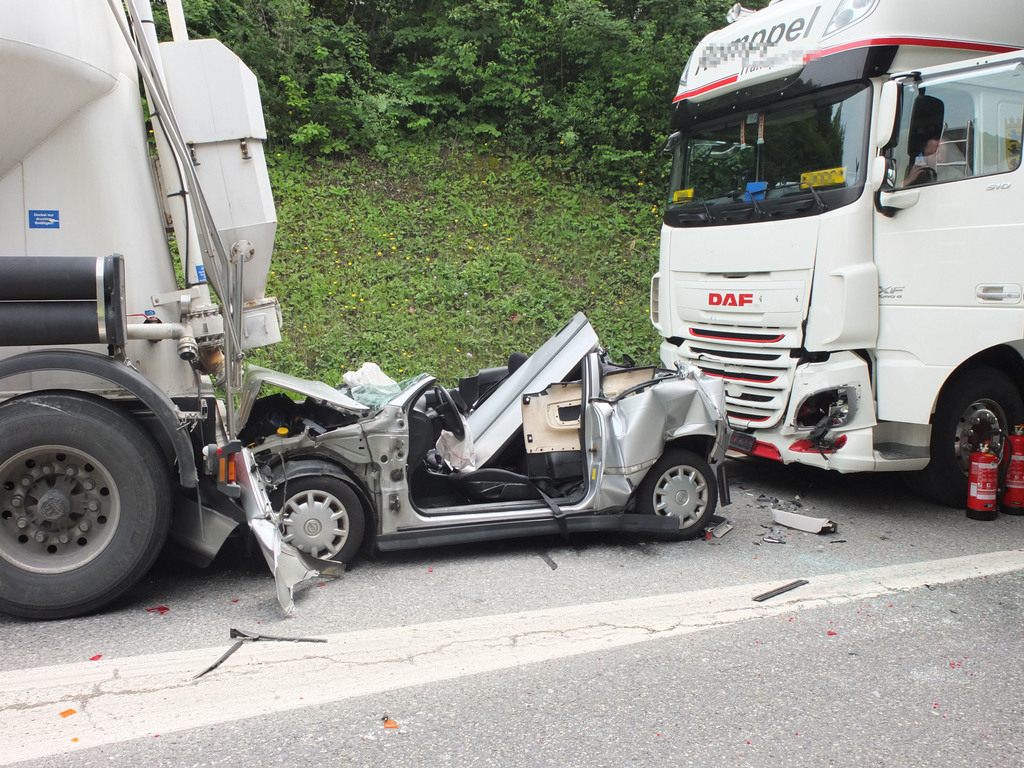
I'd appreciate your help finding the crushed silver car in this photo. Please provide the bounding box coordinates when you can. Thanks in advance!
[232,314,730,608]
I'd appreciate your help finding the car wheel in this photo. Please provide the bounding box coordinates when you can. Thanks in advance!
[273,476,366,563]
[636,448,717,539]
[0,393,172,619]
[907,366,1024,507]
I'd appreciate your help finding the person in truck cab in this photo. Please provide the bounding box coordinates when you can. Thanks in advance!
[904,94,945,186]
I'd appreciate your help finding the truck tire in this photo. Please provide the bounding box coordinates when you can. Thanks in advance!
[908,367,1024,507]
[636,448,717,539]
[271,476,365,564]
[0,392,172,619]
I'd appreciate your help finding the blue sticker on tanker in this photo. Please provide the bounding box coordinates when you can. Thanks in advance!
[28,210,60,229]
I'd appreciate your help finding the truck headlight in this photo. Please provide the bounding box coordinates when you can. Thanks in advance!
[794,386,857,430]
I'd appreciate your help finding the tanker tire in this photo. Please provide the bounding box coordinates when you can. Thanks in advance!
[0,392,171,619]
[907,367,1024,507]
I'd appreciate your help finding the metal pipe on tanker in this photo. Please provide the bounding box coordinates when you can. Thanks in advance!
[125,321,193,340]
[125,321,199,361]
[110,0,249,434]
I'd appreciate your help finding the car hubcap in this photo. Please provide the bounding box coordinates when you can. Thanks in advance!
[652,464,707,524]
[280,489,350,560]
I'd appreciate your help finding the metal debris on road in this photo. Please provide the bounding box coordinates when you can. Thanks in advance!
[706,519,733,539]
[193,628,328,680]
[752,579,809,602]
[756,494,803,511]
[538,550,559,570]
[755,526,788,545]
[771,508,837,534]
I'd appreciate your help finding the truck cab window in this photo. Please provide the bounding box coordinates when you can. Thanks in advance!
[665,84,870,227]
[893,61,1024,189]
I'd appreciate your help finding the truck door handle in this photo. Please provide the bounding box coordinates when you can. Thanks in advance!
[976,285,1022,302]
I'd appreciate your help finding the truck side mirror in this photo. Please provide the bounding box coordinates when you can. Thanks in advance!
[875,80,900,149]
[869,155,889,191]
[872,80,901,204]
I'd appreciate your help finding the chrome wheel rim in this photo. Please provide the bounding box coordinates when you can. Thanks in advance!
[954,398,1005,473]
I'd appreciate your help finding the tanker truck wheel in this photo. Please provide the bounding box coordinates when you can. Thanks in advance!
[0,392,171,619]
[908,367,1024,507]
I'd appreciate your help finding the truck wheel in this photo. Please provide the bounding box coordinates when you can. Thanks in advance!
[273,476,365,564]
[636,448,717,539]
[909,367,1024,507]
[0,393,172,619]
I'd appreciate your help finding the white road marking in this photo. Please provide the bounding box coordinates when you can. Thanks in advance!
[2,549,1021,764]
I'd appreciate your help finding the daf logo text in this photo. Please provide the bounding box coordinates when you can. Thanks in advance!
[709,292,755,307]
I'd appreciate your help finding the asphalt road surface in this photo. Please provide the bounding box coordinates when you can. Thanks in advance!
[2,457,1022,767]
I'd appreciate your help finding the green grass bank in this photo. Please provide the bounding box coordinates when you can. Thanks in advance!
[249,143,667,387]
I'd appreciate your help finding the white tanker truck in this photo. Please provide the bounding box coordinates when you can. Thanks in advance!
[0,0,315,618]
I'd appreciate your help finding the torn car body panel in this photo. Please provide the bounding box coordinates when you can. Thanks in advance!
[467,313,599,466]
[232,448,344,614]
[232,313,730,612]
[238,366,369,425]
[601,370,725,479]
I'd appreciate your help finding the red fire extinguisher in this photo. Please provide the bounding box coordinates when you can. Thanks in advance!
[1001,425,1024,515]
[967,441,999,521]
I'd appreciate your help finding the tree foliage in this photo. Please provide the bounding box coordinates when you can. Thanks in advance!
[155,0,769,188]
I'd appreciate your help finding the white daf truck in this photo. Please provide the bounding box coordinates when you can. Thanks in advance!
[651,0,1024,505]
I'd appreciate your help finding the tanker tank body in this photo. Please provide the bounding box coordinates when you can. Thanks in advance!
[0,1,194,392]
[0,0,286,619]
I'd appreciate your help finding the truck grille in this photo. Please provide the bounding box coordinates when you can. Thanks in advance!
[677,326,798,428]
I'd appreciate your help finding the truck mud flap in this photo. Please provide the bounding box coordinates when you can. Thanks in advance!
[167,485,241,567]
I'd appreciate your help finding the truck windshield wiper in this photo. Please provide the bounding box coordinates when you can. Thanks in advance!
[726,188,764,219]
[668,197,716,225]
[800,182,828,212]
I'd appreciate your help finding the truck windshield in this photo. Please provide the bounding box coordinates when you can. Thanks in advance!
[665,84,870,226]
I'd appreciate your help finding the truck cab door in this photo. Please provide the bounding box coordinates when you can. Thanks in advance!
[873,54,1024,424]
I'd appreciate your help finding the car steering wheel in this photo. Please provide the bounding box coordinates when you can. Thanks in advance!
[433,385,466,440]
